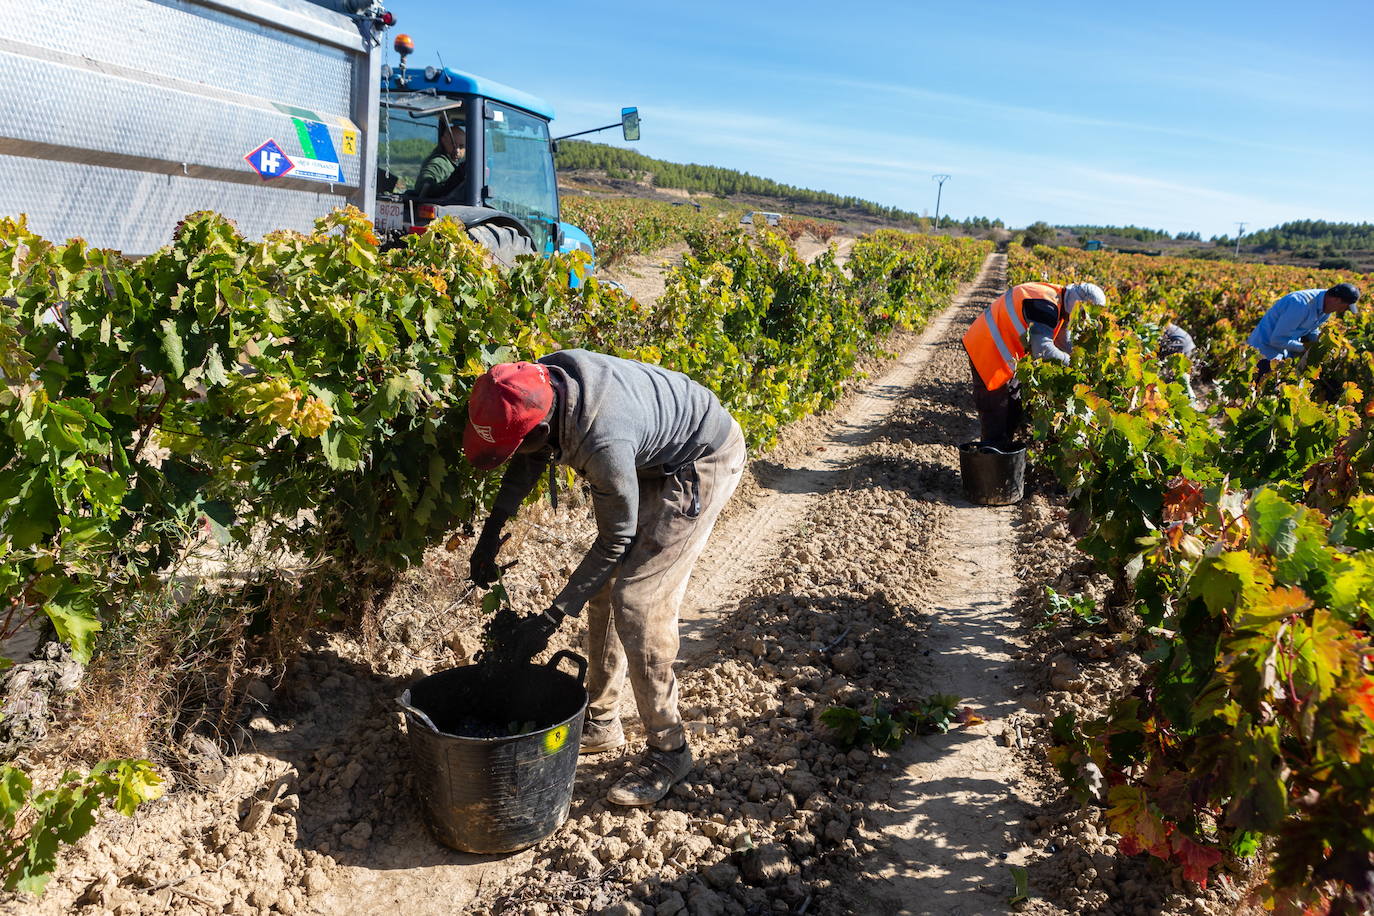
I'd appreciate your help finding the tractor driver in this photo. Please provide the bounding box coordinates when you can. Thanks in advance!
[414,116,466,201]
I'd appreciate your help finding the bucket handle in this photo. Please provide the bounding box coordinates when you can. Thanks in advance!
[395,691,442,733]
[547,649,587,685]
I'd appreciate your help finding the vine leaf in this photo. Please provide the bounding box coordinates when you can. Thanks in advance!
[1170,833,1222,888]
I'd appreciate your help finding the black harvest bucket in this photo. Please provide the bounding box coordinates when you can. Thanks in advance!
[399,650,588,854]
[958,441,1027,505]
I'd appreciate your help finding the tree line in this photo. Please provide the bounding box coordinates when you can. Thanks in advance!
[1058,225,1201,243]
[1212,220,1374,253]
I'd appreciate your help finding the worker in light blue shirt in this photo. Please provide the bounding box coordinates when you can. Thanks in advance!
[1248,282,1361,376]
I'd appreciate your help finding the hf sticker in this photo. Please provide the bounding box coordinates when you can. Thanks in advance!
[543,725,569,754]
[244,139,294,180]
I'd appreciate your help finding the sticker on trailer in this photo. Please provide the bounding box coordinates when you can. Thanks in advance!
[243,140,340,184]
[244,139,294,180]
[292,118,340,165]
[272,102,324,122]
[336,115,361,156]
[287,117,343,182]
[288,155,343,184]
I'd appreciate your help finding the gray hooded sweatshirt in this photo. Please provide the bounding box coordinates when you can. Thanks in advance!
[489,349,734,617]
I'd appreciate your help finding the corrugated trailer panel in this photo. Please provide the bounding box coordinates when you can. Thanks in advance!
[0,0,379,254]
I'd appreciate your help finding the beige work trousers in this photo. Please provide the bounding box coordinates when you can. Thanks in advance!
[585,421,747,751]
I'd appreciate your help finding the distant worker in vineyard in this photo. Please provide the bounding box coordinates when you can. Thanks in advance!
[463,351,747,807]
[962,281,1107,448]
[1157,323,1196,360]
[1248,283,1361,377]
[413,116,466,200]
[1157,323,1199,403]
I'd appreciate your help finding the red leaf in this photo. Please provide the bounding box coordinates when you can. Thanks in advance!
[1106,785,1172,860]
[1162,476,1205,524]
[1355,678,1374,722]
[1170,833,1222,888]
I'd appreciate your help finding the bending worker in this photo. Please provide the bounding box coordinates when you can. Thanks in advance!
[464,350,746,807]
[962,281,1107,448]
[1248,283,1361,376]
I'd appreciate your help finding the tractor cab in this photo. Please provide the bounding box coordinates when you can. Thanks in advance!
[376,67,563,255]
[374,36,638,271]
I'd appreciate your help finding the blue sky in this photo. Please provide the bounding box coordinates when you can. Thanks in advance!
[391,0,1372,237]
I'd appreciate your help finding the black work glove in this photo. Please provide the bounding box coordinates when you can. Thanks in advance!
[469,517,509,587]
[491,609,566,666]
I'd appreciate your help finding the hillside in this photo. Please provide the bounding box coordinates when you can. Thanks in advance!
[555,140,1005,237]
[556,144,1371,269]
[1036,221,1374,272]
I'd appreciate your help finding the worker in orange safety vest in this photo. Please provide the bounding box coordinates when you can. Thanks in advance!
[962,281,1106,448]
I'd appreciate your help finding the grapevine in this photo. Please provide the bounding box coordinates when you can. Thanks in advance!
[0,209,988,894]
[1016,243,1374,912]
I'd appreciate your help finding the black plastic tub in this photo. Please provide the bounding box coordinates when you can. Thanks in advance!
[958,441,1027,506]
[398,650,587,854]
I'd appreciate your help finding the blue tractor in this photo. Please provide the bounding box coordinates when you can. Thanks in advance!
[372,33,639,271]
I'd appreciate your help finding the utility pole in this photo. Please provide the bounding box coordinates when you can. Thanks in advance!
[1234,222,1246,259]
[932,174,951,228]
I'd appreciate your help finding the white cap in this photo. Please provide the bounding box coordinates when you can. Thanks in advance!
[1064,283,1106,312]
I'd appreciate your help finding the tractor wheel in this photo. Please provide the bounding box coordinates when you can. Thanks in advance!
[467,223,536,269]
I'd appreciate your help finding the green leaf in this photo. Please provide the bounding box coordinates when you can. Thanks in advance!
[321,425,364,471]
[1230,830,1262,858]
[42,402,96,452]
[480,583,508,614]
[1008,865,1030,905]
[200,500,235,545]
[111,761,163,816]
[159,317,184,377]
[44,592,101,665]
[0,766,32,820]
[1247,488,1331,585]
[1191,551,1272,617]
[203,345,230,387]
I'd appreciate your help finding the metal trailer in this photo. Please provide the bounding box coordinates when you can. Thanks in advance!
[0,0,382,255]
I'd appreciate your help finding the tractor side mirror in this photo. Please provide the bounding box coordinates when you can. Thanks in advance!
[621,108,640,142]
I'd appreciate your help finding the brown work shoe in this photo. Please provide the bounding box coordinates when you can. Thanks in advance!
[606,744,693,807]
[580,715,625,754]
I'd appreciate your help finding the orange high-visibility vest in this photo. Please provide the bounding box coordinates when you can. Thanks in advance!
[963,282,1067,390]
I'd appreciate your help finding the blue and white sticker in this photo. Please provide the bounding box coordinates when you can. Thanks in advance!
[244,139,294,180]
[244,139,341,184]
[288,155,343,184]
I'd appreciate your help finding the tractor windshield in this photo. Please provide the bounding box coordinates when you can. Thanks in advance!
[379,97,465,194]
[483,103,558,254]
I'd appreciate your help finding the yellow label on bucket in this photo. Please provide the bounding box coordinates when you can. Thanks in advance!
[543,725,569,754]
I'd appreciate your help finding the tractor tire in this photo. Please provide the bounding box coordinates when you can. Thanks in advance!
[467,223,536,269]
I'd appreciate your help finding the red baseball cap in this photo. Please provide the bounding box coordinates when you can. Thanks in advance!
[463,362,554,469]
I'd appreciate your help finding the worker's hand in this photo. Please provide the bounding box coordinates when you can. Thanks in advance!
[491,609,566,665]
[469,522,509,587]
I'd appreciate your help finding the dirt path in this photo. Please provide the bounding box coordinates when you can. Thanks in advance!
[856,504,1040,914]
[787,251,1052,914]
[680,252,1002,655]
